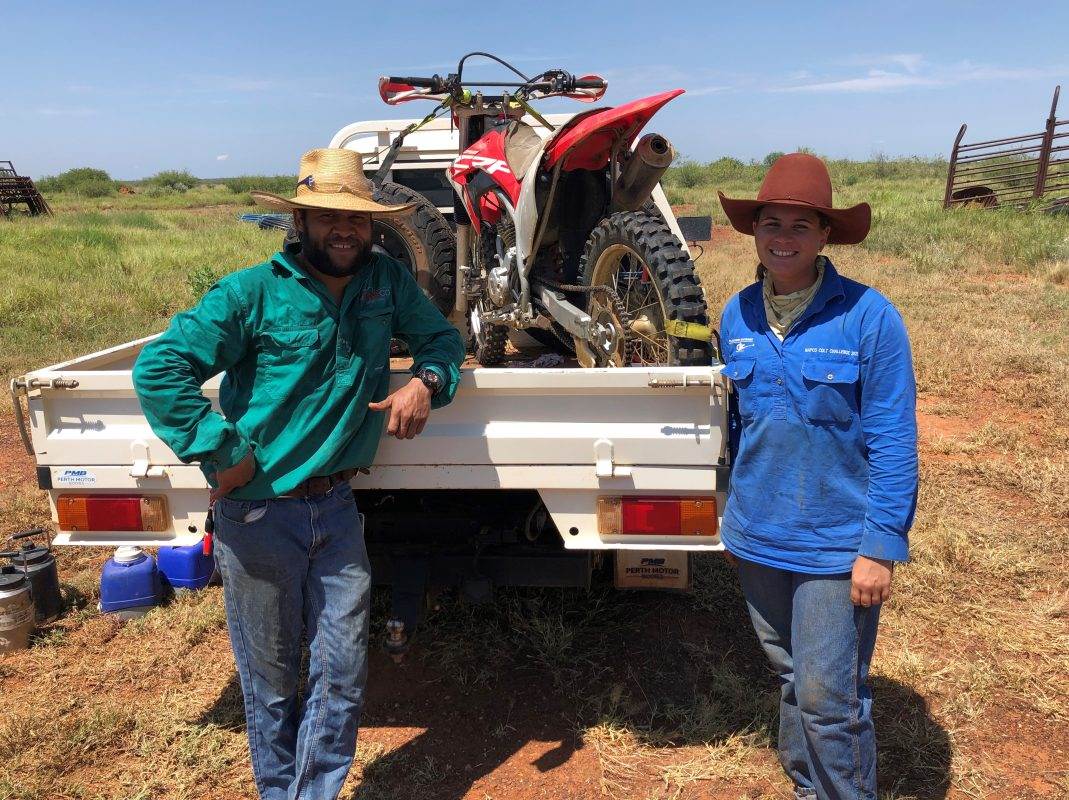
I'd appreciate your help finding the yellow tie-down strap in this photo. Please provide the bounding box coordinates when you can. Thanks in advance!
[664,319,714,342]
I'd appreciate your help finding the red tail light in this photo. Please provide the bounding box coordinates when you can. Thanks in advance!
[597,496,717,536]
[57,494,169,532]
[622,498,679,534]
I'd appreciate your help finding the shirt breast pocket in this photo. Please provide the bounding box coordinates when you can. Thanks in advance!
[261,327,319,363]
[354,305,395,361]
[722,358,760,420]
[259,327,319,400]
[802,358,860,425]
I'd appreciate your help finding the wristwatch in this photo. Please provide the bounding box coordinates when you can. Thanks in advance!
[414,367,444,396]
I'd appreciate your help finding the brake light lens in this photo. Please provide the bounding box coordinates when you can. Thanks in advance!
[57,494,169,532]
[597,496,717,536]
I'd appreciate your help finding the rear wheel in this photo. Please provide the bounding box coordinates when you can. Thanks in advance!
[578,211,710,366]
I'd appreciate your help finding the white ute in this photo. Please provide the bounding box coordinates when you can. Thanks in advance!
[10,118,728,600]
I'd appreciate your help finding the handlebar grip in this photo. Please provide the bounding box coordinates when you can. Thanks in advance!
[387,76,439,89]
[573,79,606,89]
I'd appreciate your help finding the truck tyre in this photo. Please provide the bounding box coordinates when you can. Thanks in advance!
[578,211,711,366]
[282,181,456,315]
[372,181,456,315]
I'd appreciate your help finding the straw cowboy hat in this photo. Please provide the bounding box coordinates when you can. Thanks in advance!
[251,148,414,216]
[718,153,871,244]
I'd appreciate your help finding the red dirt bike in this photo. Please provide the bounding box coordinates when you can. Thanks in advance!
[377,52,710,367]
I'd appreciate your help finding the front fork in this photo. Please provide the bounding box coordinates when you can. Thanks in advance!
[451,223,471,330]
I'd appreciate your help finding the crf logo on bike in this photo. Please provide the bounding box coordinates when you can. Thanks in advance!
[451,153,511,177]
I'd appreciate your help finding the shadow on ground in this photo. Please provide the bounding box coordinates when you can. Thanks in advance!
[199,556,951,799]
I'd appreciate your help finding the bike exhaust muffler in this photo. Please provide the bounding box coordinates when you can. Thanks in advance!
[612,133,676,212]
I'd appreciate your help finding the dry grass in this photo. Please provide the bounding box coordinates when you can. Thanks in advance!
[1,171,1068,799]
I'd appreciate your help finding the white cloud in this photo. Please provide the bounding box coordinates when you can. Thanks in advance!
[779,70,940,93]
[888,53,924,74]
[216,154,229,161]
[36,106,98,116]
[775,56,1065,94]
[686,85,731,97]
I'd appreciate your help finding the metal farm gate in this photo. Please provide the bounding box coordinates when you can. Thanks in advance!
[0,161,53,217]
[944,85,1068,212]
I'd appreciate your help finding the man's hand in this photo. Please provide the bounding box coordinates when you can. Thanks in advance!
[851,555,894,607]
[211,451,257,502]
[368,378,431,439]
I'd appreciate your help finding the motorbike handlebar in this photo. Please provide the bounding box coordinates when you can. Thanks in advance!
[386,75,447,92]
[381,71,606,102]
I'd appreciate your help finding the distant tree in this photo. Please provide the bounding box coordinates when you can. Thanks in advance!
[763,151,785,168]
[667,159,707,189]
[36,167,117,196]
[872,151,893,178]
[146,170,200,192]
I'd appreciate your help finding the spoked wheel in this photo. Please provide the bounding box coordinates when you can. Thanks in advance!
[469,299,508,365]
[578,211,711,366]
[467,213,516,366]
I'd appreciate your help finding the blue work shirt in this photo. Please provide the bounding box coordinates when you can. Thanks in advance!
[719,260,918,574]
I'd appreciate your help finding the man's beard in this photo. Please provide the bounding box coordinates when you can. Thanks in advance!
[301,235,373,277]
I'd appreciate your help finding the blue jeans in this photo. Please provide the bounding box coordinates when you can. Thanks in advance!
[212,482,371,800]
[737,559,881,800]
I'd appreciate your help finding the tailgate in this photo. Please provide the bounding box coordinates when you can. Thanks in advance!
[15,341,727,545]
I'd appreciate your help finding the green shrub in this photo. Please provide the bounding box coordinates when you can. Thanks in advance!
[146,170,199,192]
[872,151,893,178]
[77,179,117,198]
[666,160,707,189]
[35,167,116,196]
[221,175,297,195]
[186,264,220,298]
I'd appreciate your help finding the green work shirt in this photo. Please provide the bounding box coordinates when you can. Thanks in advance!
[133,250,466,499]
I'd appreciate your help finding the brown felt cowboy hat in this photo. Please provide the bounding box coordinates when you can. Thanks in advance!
[718,152,871,244]
[251,148,414,216]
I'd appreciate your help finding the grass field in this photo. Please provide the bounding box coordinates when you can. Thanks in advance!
[0,164,1066,799]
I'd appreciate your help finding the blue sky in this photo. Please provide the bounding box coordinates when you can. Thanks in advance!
[6,2,1065,179]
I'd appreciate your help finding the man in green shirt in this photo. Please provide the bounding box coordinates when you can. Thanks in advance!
[133,148,465,800]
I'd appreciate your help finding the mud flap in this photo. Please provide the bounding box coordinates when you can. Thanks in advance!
[614,550,692,592]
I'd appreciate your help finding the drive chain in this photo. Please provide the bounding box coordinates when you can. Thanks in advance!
[538,278,635,365]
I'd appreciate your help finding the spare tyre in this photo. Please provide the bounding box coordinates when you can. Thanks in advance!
[282,180,456,315]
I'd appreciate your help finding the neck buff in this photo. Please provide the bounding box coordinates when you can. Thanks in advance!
[762,255,826,341]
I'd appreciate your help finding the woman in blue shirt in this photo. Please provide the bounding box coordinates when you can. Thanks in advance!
[717,153,918,800]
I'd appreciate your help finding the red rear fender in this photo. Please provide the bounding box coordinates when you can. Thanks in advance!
[543,89,684,171]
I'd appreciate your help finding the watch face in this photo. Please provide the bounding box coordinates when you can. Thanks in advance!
[419,369,441,392]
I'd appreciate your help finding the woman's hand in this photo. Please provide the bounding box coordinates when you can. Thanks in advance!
[851,555,894,607]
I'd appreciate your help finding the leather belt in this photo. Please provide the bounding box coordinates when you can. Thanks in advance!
[279,468,364,499]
